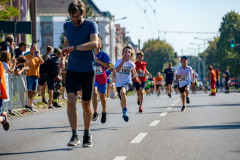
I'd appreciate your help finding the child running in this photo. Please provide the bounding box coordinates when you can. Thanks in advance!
[176,56,195,112]
[134,51,150,113]
[114,46,141,122]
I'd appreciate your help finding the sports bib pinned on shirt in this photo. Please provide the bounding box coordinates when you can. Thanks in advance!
[180,76,188,81]
[138,70,145,77]
[95,66,103,75]
[119,66,131,75]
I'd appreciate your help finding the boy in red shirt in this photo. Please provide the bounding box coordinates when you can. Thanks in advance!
[134,51,150,112]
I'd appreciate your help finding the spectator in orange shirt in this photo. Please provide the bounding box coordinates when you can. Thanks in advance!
[25,44,44,112]
[155,72,164,96]
[208,65,217,96]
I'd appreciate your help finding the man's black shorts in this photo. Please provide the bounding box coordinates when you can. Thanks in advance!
[117,83,133,100]
[38,76,54,90]
[179,85,190,93]
[65,70,94,101]
[165,80,173,86]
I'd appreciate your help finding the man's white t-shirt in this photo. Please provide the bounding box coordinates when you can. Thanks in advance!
[114,59,135,87]
[176,65,193,88]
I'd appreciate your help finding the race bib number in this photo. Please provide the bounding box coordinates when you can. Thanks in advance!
[119,66,131,75]
[156,81,161,85]
[180,76,188,81]
[95,66,103,75]
[138,70,145,77]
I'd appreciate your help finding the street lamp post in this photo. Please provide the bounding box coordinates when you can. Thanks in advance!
[190,43,205,79]
[194,37,214,80]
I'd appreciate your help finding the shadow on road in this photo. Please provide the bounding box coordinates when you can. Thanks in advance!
[172,123,240,130]
[0,148,73,156]
[51,127,120,133]
[12,124,101,131]
[187,103,240,108]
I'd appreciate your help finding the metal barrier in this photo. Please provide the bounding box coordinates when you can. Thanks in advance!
[2,73,28,116]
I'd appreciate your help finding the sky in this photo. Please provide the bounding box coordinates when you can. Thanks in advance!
[93,0,240,56]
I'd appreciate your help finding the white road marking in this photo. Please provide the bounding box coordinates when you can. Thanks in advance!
[149,120,160,126]
[130,133,148,143]
[160,112,167,116]
[113,156,127,160]
[166,107,172,110]
[170,104,175,106]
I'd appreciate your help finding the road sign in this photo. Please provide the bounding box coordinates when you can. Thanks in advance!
[0,21,32,34]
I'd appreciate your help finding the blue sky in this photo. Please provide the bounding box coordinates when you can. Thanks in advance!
[93,0,240,55]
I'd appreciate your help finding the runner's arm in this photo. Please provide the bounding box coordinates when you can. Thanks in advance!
[62,33,98,54]
[145,69,150,75]
[132,68,141,84]
[115,61,125,73]
[95,58,111,69]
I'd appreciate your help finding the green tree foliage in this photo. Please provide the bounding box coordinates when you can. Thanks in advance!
[142,39,177,76]
[203,11,240,78]
[0,0,19,20]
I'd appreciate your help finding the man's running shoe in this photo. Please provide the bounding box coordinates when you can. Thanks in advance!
[42,99,48,104]
[139,106,143,113]
[67,135,80,146]
[53,102,62,108]
[186,97,190,104]
[181,106,186,112]
[137,98,140,105]
[157,92,160,97]
[92,112,99,121]
[26,106,37,112]
[48,105,54,109]
[101,112,107,123]
[122,108,129,122]
[83,133,93,147]
[168,93,171,98]
[1,113,10,131]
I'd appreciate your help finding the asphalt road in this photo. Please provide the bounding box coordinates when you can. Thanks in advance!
[0,92,240,160]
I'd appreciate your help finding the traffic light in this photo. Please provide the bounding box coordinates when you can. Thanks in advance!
[230,39,235,48]
[174,52,178,58]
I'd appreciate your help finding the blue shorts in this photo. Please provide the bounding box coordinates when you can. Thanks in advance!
[134,82,146,91]
[26,76,38,92]
[107,79,111,84]
[94,80,107,94]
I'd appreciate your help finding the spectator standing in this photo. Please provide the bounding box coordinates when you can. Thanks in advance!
[25,44,44,112]
[14,42,27,59]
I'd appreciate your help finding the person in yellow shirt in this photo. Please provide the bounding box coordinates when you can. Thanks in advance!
[25,44,44,112]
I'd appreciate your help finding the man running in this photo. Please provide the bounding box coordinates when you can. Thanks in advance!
[92,36,111,123]
[155,72,164,96]
[176,56,195,112]
[163,62,175,98]
[134,51,150,113]
[61,1,98,147]
[114,46,141,122]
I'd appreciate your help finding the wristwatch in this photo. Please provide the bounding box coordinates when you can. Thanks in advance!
[74,45,77,50]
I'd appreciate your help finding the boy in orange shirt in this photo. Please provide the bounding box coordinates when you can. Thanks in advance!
[155,72,164,96]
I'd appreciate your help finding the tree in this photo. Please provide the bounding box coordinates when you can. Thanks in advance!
[203,11,240,80]
[0,0,19,20]
[0,0,19,41]
[142,39,177,76]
